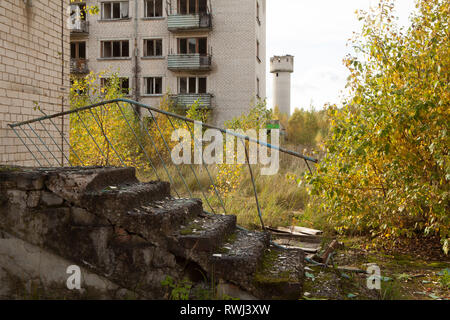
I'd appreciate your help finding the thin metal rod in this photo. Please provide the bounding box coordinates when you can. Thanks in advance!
[128,103,181,198]
[304,158,313,174]
[75,111,108,165]
[26,123,60,166]
[10,127,42,166]
[38,120,72,167]
[146,109,193,198]
[39,109,85,166]
[165,116,216,214]
[88,108,126,167]
[183,119,227,214]
[115,102,161,180]
[19,125,52,167]
[8,98,318,164]
[241,138,265,231]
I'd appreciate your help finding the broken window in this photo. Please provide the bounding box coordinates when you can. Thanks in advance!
[144,0,163,17]
[102,1,129,20]
[101,40,129,58]
[144,39,163,57]
[144,77,163,95]
[178,37,207,54]
[178,77,207,94]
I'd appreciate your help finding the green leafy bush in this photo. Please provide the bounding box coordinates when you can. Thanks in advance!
[306,0,449,253]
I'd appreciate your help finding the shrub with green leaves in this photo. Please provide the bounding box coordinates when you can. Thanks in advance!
[306,0,449,253]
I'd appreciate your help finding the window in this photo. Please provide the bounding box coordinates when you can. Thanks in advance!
[178,0,207,14]
[178,37,207,54]
[71,42,86,59]
[144,77,163,95]
[144,0,163,17]
[178,77,207,94]
[101,77,130,95]
[101,1,129,20]
[101,40,129,58]
[143,39,163,57]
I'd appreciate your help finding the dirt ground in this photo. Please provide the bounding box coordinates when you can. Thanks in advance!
[302,236,450,300]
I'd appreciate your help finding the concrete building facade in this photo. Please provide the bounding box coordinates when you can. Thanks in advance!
[0,0,70,166]
[270,55,293,117]
[70,0,266,125]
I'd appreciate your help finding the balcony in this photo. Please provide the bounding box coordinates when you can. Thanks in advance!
[70,20,89,34]
[170,94,213,109]
[70,59,89,74]
[168,54,211,71]
[167,13,212,32]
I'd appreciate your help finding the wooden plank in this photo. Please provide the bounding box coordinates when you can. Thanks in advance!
[276,226,323,236]
[273,239,321,253]
[269,231,322,243]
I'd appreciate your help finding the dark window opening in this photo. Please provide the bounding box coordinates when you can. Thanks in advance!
[102,1,129,20]
[198,77,207,94]
[145,77,163,95]
[101,77,130,95]
[145,0,163,18]
[178,77,207,94]
[178,0,207,14]
[101,40,129,58]
[144,39,163,57]
[178,37,207,54]
[71,42,86,59]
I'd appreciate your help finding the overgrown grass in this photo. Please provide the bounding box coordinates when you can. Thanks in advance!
[137,148,331,231]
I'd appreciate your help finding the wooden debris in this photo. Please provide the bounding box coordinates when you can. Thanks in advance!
[275,226,323,236]
[314,239,342,263]
[267,227,321,243]
[268,225,324,254]
[273,238,322,253]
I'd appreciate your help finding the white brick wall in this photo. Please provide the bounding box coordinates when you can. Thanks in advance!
[0,0,70,166]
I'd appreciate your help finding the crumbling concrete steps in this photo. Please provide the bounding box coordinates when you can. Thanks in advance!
[0,166,304,299]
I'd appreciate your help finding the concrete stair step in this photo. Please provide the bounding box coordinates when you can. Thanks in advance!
[79,181,171,217]
[107,197,203,241]
[45,167,139,204]
[251,246,305,299]
[209,228,270,284]
[168,213,237,255]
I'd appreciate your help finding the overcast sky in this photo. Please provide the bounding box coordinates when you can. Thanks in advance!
[266,0,417,112]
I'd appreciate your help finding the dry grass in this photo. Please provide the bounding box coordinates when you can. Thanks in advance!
[137,148,330,231]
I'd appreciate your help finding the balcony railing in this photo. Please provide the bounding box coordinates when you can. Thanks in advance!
[70,59,89,74]
[170,93,213,109]
[167,13,212,31]
[168,54,211,71]
[70,20,89,34]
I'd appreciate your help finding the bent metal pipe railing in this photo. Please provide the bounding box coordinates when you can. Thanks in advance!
[8,98,318,230]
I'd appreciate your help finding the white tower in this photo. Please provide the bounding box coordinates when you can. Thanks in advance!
[270,55,294,117]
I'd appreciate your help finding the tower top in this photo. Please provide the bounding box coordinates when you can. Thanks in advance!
[270,55,294,73]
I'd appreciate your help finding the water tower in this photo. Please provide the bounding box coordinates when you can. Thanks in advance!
[270,55,294,117]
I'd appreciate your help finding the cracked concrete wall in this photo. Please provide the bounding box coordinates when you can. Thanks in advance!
[0,231,130,299]
[0,166,181,299]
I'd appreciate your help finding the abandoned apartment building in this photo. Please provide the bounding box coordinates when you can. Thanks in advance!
[70,0,267,125]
